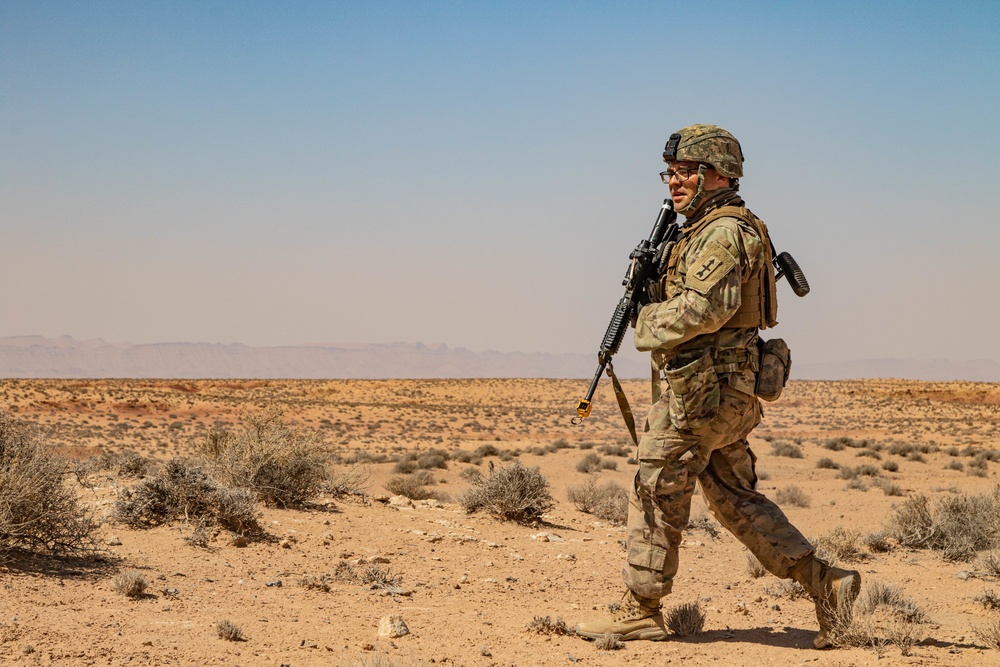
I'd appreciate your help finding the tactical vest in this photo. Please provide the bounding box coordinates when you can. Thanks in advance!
[664,205,778,330]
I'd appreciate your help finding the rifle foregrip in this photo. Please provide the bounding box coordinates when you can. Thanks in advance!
[600,298,631,355]
[775,252,810,297]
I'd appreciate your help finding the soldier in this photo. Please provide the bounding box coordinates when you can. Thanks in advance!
[576,125,859,649]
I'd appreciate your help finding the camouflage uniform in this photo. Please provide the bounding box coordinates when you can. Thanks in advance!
[578,125,859,649]
[625,188,813,599]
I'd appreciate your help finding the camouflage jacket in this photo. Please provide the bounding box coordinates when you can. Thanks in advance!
[634,190,771,375]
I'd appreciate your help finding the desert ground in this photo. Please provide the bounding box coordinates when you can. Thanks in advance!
[1,377,999,667]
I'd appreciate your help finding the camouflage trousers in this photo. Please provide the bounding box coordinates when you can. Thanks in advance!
[623,375,814,600]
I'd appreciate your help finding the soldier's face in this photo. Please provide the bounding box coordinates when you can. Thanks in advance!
[665,161,728,210]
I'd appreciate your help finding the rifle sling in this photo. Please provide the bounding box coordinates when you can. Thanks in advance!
[605,360,639,447]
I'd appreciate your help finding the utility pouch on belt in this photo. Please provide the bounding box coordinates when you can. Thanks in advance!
[663,349,720,430]
[755,338,791,401]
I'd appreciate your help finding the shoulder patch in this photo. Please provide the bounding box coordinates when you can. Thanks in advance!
[685,239,737,294]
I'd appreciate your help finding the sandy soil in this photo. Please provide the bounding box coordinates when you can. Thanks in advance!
[0,377,999,666]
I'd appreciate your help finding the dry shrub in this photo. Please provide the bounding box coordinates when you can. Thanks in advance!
[863,530,894,553]
[213,487,263,535]
[886,488,1000,561]
[816,526,866,562]
[745,553,767,578]
[360,564,403,592]
[459,461,554,524]
[575,452,617,473]
[526,616,570,635]
[832,580,926,655]
[973,589,1000,611]
[816,457,839,470]
[665,602,705,636]
[977,551,1000,577]
[299,574,332,592]
[384,471,438,500]
[974,615,1000,649]
[871,478,906,496]
[775,485,810,507]
[0,412,97,555]
[567,476,628,525]
[327,467,370,497]
[114,459,262,537]
[857,580,926,623]
[764,579,810,600]
[770,441,804,458]
[113,451,150,478]
[112,570,148,598]
[215,619,244,641]
[198,409,327,507]
[687,517,721,540]
[333,560,357,582]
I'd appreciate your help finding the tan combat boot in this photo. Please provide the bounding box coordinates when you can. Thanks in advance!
[575,592,668,641]
[791,554,862,649]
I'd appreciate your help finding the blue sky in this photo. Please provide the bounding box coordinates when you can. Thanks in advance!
[2,1,999,366]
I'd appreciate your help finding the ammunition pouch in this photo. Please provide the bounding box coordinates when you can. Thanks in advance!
[755,338,791,401]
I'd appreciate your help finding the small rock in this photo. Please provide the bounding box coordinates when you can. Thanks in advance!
[378,615,409,638]
[265,580,282,587]
[362,643,375,651]
[106,536,122,546]
[389,495,413,507]
[279,539,292,549]
[956,570,973,580]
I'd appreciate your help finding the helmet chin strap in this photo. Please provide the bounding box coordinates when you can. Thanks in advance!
[676,164,709,217]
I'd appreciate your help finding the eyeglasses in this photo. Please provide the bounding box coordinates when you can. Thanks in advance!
[660,165,702,184]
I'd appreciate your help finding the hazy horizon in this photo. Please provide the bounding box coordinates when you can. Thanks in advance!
[3,2,999,367]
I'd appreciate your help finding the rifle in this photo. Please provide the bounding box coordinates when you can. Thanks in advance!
[574,201,811,441]
[574,199,678,432]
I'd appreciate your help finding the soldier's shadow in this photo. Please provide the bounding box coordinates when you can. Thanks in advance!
[681,625,815,649]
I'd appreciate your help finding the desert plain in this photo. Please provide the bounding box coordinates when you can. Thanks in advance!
[0,377,999,667]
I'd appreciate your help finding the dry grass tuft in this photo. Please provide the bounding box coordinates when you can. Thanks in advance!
[974,615,1000,649]
[664,602,705,636]
[764,579,810,600]
[526,616,570,635]
[384,470,439,500]
[832,579,926,655]
[977,551,1000,577]
[112,570,148,598]
[567,476,629,526]
[973,589,1000,611]
[745,553,768,578]
[459,461,555,524]
[775,485,810,507]
[215,619,244,641]
[816,526,866,562]
[0,412,98,555]
[770,441,804,458]
[594,632,624,650]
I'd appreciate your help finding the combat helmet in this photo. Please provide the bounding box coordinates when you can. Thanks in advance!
[662,124,743,178]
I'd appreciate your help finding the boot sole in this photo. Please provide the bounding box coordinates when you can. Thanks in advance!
[576,627,668,641]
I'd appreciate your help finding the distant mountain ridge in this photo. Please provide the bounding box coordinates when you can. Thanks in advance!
[1,336,997,381]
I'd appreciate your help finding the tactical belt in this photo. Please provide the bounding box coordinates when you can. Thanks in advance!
[613,345,759,447]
